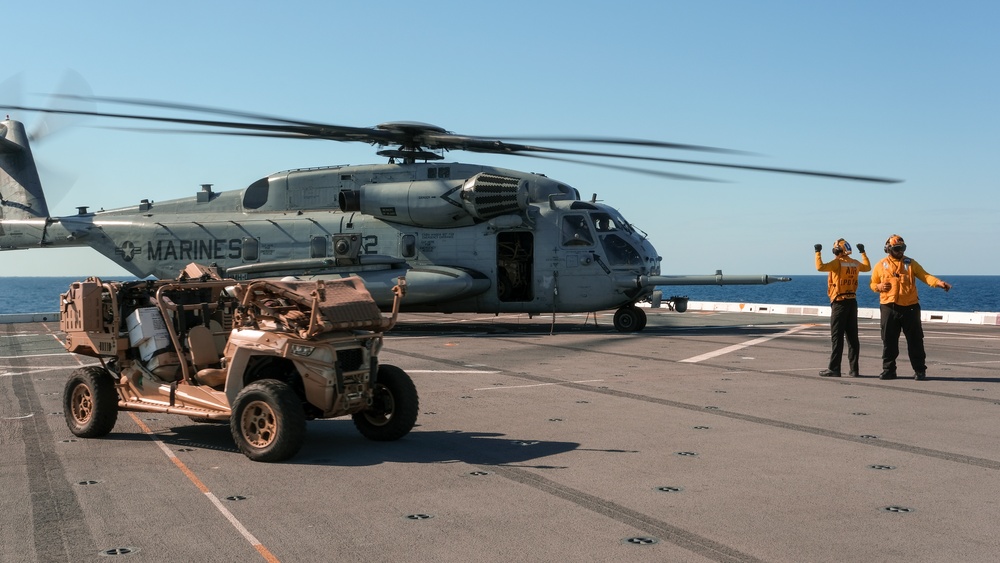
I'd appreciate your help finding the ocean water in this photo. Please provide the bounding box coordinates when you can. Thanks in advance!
[656,275,1000,313]
[0,275,996,315]
[0,277,101,315]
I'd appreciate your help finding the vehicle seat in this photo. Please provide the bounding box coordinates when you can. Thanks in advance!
[186,325,227,387]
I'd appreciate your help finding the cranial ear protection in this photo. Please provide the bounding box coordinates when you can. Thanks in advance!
[832,239,852,256]
[884,234,906,254]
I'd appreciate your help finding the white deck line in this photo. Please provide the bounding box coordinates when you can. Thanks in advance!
[663,301,1000,326]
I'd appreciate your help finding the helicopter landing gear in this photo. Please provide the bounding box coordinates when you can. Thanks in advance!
[613,305,646,333]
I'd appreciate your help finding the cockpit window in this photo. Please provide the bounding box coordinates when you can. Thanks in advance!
[601,234,642,265]
[591,212,620,233]
[561,215,594,246]
[243,177,269,210]
[595,210,633,234]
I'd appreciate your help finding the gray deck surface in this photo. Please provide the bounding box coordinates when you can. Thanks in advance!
[2,309,999,562]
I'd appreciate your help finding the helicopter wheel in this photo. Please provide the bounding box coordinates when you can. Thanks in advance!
[613,306,646,333]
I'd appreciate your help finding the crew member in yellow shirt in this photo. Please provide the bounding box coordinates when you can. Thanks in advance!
[870,234,952,380]
[815,239,870,377]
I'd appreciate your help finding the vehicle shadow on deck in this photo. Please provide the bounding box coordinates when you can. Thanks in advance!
[102,421,242,455]
[105,419,586,467]
[294,422,583,468]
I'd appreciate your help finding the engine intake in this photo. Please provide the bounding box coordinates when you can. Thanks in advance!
[459,173,529,220]
[337,173,529,228]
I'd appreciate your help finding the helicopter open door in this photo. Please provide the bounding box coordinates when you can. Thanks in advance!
[497,231,533,302]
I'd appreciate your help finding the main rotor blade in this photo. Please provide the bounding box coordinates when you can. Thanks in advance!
[52,93,333,130]
[414,131,900,183]
[2,95,902,184]
[490,135,755,155]
[450,139,901,184]
[96,126,321,140]
[0,102,397,145]
[516,153,720,182]
[57,96,748,156]
[47,95,453,150]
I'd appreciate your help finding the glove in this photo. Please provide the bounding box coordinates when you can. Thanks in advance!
[856,243,866,253]
[814,244,822,252]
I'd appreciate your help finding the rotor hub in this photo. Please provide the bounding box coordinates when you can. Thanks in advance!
[377,148,444,162]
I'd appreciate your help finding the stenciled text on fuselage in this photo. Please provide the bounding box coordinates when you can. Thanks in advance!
[146,239,242,261]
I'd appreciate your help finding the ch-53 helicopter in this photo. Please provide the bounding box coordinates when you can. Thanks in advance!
[0,96,899,331]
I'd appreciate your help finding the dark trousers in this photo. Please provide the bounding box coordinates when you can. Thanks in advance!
[829,299,860,374]
[879,303,926,375]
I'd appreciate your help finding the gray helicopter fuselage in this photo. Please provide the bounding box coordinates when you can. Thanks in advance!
[4,158,662,314]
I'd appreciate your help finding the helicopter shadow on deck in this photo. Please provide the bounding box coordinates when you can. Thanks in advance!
[388,316,802,338]
[919,375,1000,384]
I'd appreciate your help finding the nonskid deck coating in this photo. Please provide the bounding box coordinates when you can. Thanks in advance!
[2,309,998,562]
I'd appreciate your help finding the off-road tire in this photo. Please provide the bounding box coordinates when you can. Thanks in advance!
[352,364,419,441]
[63,366,119,438]
[230,380,306,462]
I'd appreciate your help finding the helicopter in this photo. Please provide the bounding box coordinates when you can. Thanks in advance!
[0,96,899,332]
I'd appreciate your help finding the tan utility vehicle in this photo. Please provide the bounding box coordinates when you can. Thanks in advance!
[59,264,417,462]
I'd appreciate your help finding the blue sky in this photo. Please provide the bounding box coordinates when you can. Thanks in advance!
[2,1,997,276]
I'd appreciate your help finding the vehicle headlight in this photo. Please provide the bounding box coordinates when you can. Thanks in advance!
[291,344,315,357]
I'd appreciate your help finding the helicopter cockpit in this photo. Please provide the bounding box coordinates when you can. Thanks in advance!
[559,203,659,274]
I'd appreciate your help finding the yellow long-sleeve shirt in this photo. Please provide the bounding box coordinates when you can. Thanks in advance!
[815,252,871,303]
[869,255,943,306]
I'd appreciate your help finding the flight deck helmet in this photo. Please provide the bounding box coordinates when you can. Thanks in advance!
[884,234,906,254]
[832,239,852,256]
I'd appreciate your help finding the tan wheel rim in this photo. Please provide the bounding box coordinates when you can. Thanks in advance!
[240,400,277,448]
[364,384,395,426]
[71,385,94,424]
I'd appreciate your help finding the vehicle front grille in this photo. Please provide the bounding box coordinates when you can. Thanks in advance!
[336,348,364,372]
